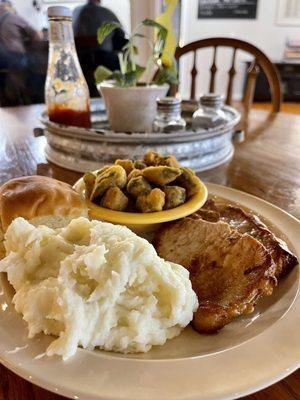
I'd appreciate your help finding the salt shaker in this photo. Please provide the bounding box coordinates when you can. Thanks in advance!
[153,97,186,133]
[192,94,229,130]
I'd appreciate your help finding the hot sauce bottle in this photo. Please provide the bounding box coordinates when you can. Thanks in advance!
[45,6,91,129]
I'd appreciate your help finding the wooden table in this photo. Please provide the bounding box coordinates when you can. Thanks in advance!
[0,104,300,400]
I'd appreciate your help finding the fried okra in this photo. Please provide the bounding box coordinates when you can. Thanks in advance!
[175,167,202,197]
[90,165,127,201]
[127,168,143,182]
[142,166,181,186]
[159,155,180,168]
[134,160,147,170]
[101,187,129,211]
[127,176,152,197]
[115,159,134,175]
[143,151,181,168]
[143,151,161,166]
[162,186,186,209]
[136,188,165,212]
[83,171,96,199]
[83,152,202,212]
[95,166,110,176]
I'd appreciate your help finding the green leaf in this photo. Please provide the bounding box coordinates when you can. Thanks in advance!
[133,33,146,38]
[135,64,145,80]
[122,71,138,86]
[94,65,113,83]
[142,19,167,43]
[122,42,131,50]
[142,19,168,60]
[111,71,137,87]
[118,52,126,74]
[153,67,179,86]
[108,67,145,87]
[111,71,125,86]
[122,42,138,55]
[127,63,145,80]
[142,19,166,32]
[153,37,165,60]
[97,21,121,45]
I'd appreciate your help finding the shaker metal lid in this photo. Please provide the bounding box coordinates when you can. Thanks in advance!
[157,97,182,110]
[200,93,224,108]
[47,6,72,18]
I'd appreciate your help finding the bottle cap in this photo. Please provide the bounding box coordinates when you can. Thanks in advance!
[200,93,224,108]
[157,97,182,112]
[47,6,72,18]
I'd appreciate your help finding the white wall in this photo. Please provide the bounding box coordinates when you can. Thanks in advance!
[13,0,44,29]
[129,0,161,72]
[12,0,131,32]
[102,0,131,33]
[179,0,300,100]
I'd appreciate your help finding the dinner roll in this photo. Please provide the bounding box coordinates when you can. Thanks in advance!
[0,176,88,232]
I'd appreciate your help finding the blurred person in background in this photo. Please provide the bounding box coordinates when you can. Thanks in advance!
[73,0,127,51]
[0,0,44,106]
[0,0,41,56]
[73,0,127,96]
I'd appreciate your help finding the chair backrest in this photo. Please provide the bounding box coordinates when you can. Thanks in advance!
[175,37,282,112]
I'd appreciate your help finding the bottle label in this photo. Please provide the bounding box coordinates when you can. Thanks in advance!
[50,21,73,43]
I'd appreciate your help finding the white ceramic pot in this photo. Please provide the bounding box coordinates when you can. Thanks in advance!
[98,82,169,133]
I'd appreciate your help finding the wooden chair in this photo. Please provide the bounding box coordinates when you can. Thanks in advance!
[174,37,282,112]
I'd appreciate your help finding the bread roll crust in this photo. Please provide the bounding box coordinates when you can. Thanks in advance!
[0,176,88,231]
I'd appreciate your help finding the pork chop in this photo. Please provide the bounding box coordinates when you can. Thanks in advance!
[194,200,298,278]
[154,218,276,333]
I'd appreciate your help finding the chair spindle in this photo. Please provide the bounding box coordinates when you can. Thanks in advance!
[190,51,198,100]
[226,48,237,105]
[209,46,218,93]
[244,59,260,113]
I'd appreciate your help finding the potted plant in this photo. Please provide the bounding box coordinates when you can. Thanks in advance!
[94,19,178,133]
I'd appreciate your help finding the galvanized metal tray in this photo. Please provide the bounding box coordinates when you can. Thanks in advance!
[38,98,241,173]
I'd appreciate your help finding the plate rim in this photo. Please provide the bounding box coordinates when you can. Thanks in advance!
[0,183,299,400]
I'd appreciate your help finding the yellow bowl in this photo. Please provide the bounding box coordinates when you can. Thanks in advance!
[73,177,208,235]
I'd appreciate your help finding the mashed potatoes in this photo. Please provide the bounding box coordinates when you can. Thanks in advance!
[0,217,198,360]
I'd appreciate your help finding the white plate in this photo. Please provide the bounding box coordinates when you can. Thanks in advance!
[0,183,299,400]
